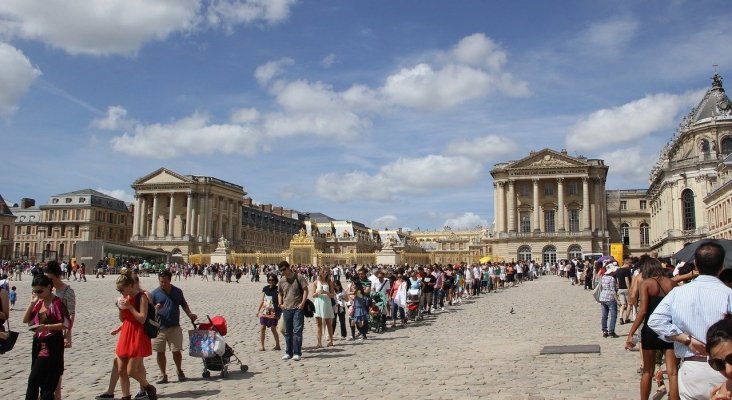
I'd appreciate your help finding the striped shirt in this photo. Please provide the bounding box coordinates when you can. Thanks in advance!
[647,275,732,358]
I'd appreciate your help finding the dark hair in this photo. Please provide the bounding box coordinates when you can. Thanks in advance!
[11,286,16,291]
[641,258,666,279]
[44,260,62,277]
[695,242,726,275]
[719,268,732,285]
[32,275,53,288]
[678,262,695,276]
[333,280,344,292]
[278,260,290,270]
[266,273,278,284]
[158,270,172,279]
[706,314,732,355]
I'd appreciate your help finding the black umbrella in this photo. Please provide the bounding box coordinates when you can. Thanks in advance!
[672,239,732,267]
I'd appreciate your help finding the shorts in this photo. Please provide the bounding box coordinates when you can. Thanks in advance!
[617,289,629,306]
[152,326,183,353]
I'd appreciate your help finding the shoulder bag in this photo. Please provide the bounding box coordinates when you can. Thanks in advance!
[295,275,316,318]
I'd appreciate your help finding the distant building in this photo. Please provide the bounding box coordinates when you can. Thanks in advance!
[705,153,732,240]
[648,74,732,255]
[490,148,609,263]
[10,190,133,261]
[0,194,14,260]
[606,189,651,257]
[410,227,491,265]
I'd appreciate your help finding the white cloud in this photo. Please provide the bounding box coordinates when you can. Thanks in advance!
[442,212,487,229]
[579,17,640,55]
[566,90,703,151]
[254,57,293,86]
[447,33,507,71]
[321,53,337,68]
[599,146,655,184]
[0,42,41,116]
[0,0,298,56]
[97,188,135,203]
[371,215,399,229]
[315,155,482,202]
[110,112,261,158]
[444,134,518,160]
[229,107,259,123]
[91,106,136,130]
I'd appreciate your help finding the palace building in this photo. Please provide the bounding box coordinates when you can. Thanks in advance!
[0,194,14,260]
[489,148,609,263]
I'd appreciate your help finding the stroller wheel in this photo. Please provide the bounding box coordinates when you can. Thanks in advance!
[240,365,248,372]
[221,368,228,378]
[202,370,210,378]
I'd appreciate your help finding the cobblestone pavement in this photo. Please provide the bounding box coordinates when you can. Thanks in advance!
[2,274,646,399]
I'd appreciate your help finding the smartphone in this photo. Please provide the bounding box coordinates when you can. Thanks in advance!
[28,324,40,331]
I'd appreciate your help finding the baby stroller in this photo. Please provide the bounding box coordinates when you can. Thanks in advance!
[406,288,422,321]
[368,291,388,333]
[188,315,248,378]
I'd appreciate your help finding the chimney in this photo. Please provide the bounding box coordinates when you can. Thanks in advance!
[273,206,283,215]
[243,197,253,207]
[20,198,35,209]
[262,204,272,213]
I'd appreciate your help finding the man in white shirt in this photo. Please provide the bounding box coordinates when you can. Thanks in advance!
[472,265,481,295]
[648,242,732,399]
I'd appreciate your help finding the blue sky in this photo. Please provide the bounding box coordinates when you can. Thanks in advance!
[1,0,731,231]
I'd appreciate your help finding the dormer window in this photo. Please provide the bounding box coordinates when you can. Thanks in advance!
[65,198,72,203]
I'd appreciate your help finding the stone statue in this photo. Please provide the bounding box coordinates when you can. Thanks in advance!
[217,236,229,250]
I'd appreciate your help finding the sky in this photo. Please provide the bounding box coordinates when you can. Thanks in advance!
[1,0,731,232]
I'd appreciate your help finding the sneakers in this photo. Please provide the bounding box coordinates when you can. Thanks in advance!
[144,384,157,400]
[602,331,609,338]
[155,375,168,384]
[292,355,301,361]
[134,390,148,399]
[282,354,292,360]
[346,337,354,341]
[95,393,114,399]
[652,385,667,400]
[608,332,620,338]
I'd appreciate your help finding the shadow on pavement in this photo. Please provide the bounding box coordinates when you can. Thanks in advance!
[159,389,221,398]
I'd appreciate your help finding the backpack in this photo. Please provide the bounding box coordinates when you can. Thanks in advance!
[135,292,160,338]
[294,275,316,318]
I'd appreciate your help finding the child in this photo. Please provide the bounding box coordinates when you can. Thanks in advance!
[9,286,16,310]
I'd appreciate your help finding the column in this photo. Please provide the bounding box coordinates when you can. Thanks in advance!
[185,192,193,237]
[217,198,223,239]
[532,178,540,232]
[557,178,565,231]
[496,181,506,233]
[139,196,148,239]
[600,179,607,232]
[227,200,233,240]
[167,193,176,239]
[132,195,140,238]
[507,180,516,232]
[582,178,590,231]
[594,178,603,232]
[150,194,159,239]
[493,183,498,231]
[205,195,213,242]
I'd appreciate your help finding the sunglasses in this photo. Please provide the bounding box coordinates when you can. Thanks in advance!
[33,289,45,294]
[708,354,732,372]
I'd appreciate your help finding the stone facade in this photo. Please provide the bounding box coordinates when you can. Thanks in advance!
[10,191,132,261]
[648,74,732,256]
[409,228,490,265]
[490,148,609,263]
[606,189,651,256]
[130,168,301,260]
[705,153,732,240]
[0,194,14,260]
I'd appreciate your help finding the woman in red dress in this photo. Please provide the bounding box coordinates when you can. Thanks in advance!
[115,269,157,400]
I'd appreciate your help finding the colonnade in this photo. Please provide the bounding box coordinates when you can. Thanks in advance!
[132,192,241,242]
[494,177,606,234]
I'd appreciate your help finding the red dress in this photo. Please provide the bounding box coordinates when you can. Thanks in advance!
[115,294,152,358]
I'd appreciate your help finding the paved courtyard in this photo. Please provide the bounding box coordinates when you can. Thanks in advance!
[3,274,644,399]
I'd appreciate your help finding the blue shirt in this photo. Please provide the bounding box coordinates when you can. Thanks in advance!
[647,275,732,358]
[151,286,188,329]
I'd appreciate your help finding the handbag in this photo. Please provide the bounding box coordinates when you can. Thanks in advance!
[592,279,602,302]
[294,275,315,318]
[0,320,19,354]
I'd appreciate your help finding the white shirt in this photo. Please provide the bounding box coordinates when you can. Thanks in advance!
[464,268,473,280]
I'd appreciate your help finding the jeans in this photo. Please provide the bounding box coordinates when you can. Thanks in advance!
[600,300,617,333]
[390,300,405,321]
[282,308,304,356]
[433,289,444,308]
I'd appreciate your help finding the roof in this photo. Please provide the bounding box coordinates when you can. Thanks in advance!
[307,212,336,223]
[0,194,13,217]
[690,74,732,125]
[54,189,122,202]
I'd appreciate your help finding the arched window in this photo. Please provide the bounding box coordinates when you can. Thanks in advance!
[682,189,696,231]
[640,223,650,247]
[722,137,732,155]
[517,245,532,261]
[621,223,630,245]
[543,245,557,265]
[568,244,582,260]
[700,139,710,156]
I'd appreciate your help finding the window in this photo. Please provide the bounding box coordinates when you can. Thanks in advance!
[568,182,578,195]
[568,244,582,260]
[700,139,710,156]
[519,212,531,233]
[621,223,630,245]
[682,189,696,231]
[544,183,554,196]
[65,197,72,203]
[640,223,650,247]
[543,245,557,264]
[640,200,647,210]
[52,198,59,204]
[722,137,732,155]
[620,201,627,210]
[48,210,55,220]
[79,197,86,203]
[517,245,532,261]
[568,209,580,232]
[544,210,556,233]
[519,183,530,197]
[62,210,68,220]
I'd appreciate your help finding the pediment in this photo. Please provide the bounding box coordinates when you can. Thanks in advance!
[509,149,587,169]
[134,168,192,186]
